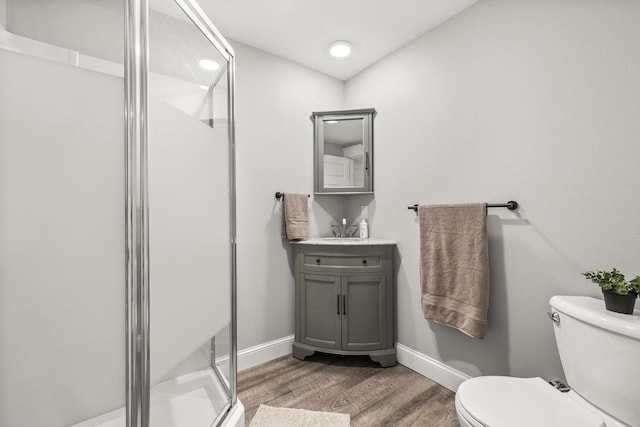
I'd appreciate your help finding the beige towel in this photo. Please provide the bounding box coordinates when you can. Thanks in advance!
[419,203,489,339]
[280,193,309,241]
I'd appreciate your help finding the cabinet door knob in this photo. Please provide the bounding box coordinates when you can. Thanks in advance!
[362,259,367,265]
[316,258,321,264]
[343,294,347,315]
[337,295,341,315]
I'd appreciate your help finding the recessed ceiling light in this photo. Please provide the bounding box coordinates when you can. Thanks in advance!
[199,59,220,71]
[329,41,352,58]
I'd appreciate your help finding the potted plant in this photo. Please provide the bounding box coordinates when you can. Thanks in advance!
[582,268,640,314]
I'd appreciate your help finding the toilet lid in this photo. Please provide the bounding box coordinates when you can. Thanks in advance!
[456,377,605,427]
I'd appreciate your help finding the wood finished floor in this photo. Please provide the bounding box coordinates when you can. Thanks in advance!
[237,353,459,426]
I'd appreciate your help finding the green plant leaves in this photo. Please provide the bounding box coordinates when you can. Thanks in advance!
[582,268,640,296]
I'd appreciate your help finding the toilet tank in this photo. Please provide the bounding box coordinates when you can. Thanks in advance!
[550,296,640,427]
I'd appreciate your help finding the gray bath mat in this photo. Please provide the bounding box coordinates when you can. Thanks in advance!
[249,404,350,427]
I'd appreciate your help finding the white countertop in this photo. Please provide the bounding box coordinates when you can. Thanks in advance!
[292,237,396,246]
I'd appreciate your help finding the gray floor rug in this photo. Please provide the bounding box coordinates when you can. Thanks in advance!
[249,404,350,427]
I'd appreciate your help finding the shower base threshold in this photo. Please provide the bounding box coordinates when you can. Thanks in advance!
[71,368,243,427]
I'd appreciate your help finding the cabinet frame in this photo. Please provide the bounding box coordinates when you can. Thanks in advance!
[292,243,396,367]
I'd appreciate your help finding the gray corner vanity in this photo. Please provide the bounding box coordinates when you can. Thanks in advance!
[291,238,397,367]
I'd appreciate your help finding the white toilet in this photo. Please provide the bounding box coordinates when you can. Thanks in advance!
[455,295,640,427]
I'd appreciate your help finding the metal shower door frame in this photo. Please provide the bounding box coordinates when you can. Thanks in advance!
[124,1,237,426]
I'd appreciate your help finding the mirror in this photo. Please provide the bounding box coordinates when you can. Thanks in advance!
[312,108,375,194]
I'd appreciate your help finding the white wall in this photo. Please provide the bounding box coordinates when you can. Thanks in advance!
[233,40,345,350]
[344,0,640,380]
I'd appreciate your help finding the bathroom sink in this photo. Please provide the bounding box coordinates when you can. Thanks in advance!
[321,237,364,241]
[292,237,397,246]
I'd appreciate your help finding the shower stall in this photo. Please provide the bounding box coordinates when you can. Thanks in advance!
[0,1,240,426]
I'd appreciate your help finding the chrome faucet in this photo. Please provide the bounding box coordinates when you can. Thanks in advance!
[331,217,358,237]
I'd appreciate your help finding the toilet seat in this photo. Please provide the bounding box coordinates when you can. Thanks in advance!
[456,376,605,427]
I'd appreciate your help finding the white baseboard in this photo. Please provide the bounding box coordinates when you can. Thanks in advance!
[230,336,469,393]
[396,342,470,392]
[237,335,295,372]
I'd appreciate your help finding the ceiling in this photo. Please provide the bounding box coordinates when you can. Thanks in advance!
[193,0,479,81]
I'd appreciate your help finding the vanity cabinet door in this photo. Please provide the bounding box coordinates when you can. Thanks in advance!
[341,274,386,351]
[293,242,396,367]
[300,273,341,350]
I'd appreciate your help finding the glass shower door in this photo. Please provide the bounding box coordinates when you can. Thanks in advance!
[0,1,237,425]
[147,1,236,425]
[0,1,127,426]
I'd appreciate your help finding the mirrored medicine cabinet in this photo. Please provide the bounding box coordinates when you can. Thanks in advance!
[312,108,376,195]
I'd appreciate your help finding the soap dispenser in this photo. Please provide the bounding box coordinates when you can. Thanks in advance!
[359,206,369,239]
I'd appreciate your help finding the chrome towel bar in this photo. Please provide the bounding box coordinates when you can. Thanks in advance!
[275,192,310,199]
[407,201,519,212]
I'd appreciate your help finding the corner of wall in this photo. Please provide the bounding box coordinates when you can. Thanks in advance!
[396,343,470,392]
[340,78,348,109]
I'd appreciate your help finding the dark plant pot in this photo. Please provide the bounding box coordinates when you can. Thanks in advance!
[602,289,637,314]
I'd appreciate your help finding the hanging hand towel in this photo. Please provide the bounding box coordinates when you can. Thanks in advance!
[419,203,489,339]
[280,193,309,241]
